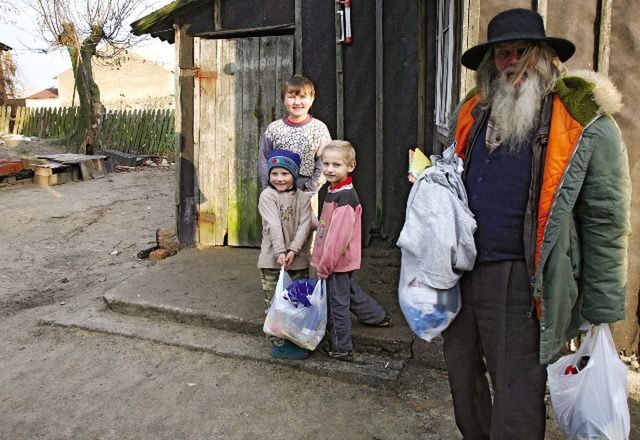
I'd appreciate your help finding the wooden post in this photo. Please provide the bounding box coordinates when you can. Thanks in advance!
[459,0,480,98]
[595,0,612,74]
[294,0,303,73]
[174,21,197,247]
[532,0,548,26]
[375,0,384,225]
[335,2,344,139]
[213,0,222,30]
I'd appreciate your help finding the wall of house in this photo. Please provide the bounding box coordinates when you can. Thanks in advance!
[57,52,174,110]
[609,1,640,353]
[545,1,598,71]
[381,0,421,241]
[25,98,59,108]
[478,0,529,42]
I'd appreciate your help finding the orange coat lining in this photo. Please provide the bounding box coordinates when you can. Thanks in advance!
[454,96,480,159]
[534,95,584,268]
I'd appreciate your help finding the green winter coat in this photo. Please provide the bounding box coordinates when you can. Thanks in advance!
[452,71,631,363]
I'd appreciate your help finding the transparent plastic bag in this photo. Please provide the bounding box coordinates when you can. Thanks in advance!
[547,324,630,440]
[263,269,327,350]
[398,265,461,342]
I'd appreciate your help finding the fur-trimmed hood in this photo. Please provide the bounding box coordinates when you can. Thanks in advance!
[554,70,623,126]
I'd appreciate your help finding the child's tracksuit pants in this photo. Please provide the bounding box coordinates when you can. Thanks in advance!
[326,271,386,353]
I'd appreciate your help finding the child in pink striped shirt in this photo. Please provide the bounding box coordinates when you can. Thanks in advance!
[311,141,392,362]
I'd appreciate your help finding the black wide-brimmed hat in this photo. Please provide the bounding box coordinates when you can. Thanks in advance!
[461,8,575,70]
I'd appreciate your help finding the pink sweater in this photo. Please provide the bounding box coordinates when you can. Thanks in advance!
[311,177,362,278]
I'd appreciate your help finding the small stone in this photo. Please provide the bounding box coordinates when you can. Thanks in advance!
[60,277,69,283]
[149,248,169,261]
[156,228,180,256]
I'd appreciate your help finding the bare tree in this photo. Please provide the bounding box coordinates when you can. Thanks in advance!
[0,3,18,25]
[28,0,146,153]
[0,49,18,106]
[0,3,19,105]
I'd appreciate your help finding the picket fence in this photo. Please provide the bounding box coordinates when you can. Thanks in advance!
[0,106,175,157]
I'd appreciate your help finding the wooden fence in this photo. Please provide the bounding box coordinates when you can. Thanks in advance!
[0,106,175,157]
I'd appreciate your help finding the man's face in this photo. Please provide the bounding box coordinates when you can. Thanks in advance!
[493,40,533,77]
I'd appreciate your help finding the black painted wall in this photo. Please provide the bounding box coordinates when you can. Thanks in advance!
[174,0,424,247]
[381,0,420,242]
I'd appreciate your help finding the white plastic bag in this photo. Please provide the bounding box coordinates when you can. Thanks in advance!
[263,269,327,350]
[547,324,630,440]
[398,265,461,342]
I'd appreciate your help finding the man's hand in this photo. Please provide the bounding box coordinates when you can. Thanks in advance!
[276,253,287,268]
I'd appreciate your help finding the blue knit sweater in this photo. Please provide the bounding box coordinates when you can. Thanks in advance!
[465,124,533,263]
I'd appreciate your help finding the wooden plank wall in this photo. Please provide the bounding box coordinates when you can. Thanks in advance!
[175,21,197,248]
[195,35,293,247]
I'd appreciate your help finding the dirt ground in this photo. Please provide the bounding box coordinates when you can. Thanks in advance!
[0,135,638,439]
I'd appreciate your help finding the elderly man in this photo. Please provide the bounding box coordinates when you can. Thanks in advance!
[442,8,630,439]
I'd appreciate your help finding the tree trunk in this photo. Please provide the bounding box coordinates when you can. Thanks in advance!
[61,23,104,154]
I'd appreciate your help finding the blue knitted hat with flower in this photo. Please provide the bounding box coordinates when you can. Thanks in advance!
[268,149,301,188]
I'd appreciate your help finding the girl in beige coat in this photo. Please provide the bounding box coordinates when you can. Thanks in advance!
[258,149,314,359]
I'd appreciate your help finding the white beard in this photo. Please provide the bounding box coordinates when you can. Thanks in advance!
[490,71,546,153]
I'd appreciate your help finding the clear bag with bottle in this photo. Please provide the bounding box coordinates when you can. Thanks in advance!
[547,324,630,440]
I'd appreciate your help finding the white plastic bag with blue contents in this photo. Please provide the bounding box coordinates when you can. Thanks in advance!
[263,269,327,350]
[547,324,630,440]
[398,264,461,342]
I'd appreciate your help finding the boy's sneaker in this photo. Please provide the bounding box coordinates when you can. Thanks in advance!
[327,350,353,362]
[362,313,393,327]
[320,342,353,362]
[271,340,310,360]
[375,313,393,327]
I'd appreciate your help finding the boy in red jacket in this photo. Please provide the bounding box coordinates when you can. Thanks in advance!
[312,140,392,362]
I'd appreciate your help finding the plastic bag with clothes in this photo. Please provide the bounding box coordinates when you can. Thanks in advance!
[263,269,327,350]
[547,324,630,440]
[397,143,473,342]
[398,264,461,342]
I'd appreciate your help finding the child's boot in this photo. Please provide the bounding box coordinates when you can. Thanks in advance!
[271,340,310,360]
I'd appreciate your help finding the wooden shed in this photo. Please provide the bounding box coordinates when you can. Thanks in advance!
[131,0,446,249]
[133,0,640,352]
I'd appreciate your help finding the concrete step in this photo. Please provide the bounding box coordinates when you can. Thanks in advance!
[104,291,410,359]
[40,303,407,387]
[102,247,414,359]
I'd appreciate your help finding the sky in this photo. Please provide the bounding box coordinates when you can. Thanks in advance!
[0,0,175,97]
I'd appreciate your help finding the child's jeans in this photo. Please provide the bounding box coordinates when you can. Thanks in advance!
[326,271,386,353]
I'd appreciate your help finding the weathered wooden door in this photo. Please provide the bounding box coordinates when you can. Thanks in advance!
[195,35,293,247]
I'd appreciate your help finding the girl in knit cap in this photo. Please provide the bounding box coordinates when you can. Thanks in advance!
[258,149,314,359]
